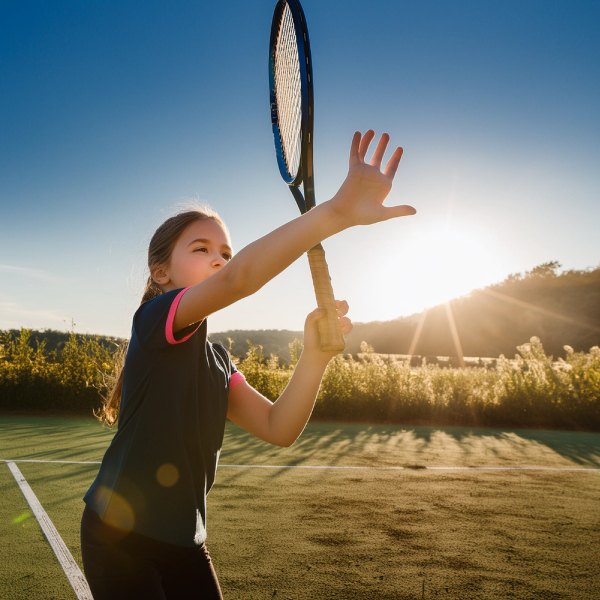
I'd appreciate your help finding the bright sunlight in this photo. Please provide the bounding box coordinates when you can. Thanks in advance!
[354,224,508,323]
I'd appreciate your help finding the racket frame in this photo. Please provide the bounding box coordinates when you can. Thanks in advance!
[269,0,345,353]
[269,0,315,214]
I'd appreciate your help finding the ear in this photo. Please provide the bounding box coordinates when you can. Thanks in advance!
[151,265,170,286]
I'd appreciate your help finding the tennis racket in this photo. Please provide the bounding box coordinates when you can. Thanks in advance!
[269,0,345,353]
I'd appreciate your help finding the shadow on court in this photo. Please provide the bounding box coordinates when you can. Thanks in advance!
[1,414,599,480]
[216,420,600,484]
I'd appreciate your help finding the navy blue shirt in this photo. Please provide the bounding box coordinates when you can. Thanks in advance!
[83,287,245,547]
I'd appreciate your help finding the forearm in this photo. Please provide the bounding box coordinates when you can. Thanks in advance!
[268,352,329,447]
[229,200,348,296]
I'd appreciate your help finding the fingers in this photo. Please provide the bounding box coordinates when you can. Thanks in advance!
[334,300,352,333]
[370,133,390,169]
[309,307,327,321]
[358,130,375,162]
[312,300,349,319]
[354,130,400,176]
[383,146,403,180]
[339,316,353,335]
[335,299,349,316]
[383,204,417,220]
[310,302,353,335]
[349,131,361,165]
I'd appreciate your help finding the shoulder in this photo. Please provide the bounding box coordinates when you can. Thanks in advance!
[134,289,184,319]
[132,288,204,351]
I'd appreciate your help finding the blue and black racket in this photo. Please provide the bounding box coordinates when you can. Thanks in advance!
[269,0,345,352]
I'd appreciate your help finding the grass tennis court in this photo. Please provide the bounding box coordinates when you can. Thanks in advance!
[1,414,599,599]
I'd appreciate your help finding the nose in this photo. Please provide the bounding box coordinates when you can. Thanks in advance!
[211,254,224,268]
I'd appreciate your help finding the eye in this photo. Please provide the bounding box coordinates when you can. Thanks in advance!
[222,253,232,261]
[193,247,208,253]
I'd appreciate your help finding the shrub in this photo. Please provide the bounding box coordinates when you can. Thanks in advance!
[1,329,599,431]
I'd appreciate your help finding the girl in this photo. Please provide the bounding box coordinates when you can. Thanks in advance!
[80,130,416,599]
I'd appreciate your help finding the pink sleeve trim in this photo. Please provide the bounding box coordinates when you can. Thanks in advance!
[166,287,202,345]
[230,372,246,388]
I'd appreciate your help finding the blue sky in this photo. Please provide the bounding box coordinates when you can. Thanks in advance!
[1,0,599,338]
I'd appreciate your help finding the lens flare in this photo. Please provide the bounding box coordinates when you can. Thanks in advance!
[96,485,135,532]
[156,463,180,487]
[12,511,31,525]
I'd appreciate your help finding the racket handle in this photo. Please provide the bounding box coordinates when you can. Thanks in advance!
[307,243,346,353]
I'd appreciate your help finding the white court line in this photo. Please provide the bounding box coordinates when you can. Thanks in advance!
[1,458,599,471]
[224,464,600,472]
[6,461,93,600]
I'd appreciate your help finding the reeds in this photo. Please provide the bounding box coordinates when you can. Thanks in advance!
[1,329,598,431]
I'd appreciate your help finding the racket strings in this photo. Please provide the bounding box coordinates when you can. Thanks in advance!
[274,3,302,178]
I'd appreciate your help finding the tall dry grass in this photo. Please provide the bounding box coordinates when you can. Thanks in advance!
[1,328,598,431]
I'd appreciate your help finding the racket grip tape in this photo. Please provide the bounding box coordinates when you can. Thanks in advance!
[307,243,346,352]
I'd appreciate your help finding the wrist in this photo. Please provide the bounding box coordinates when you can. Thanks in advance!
[320,196,352,234]
[298,349,331,371]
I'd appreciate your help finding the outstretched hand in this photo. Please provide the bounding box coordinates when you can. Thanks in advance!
[328,130,416,227]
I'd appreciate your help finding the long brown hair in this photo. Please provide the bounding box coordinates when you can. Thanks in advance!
[94,204,229,427]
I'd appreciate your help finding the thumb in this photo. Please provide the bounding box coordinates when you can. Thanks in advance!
[384,204,417,220]
[308,307,327,321]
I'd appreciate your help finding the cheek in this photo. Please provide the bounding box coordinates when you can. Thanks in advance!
[185,253,209,273]
[172,253,195,276]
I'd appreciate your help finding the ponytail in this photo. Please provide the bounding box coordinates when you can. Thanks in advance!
[93,276,163,427]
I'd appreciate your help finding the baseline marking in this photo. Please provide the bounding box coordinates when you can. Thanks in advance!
[1,458,598,472]
[6,461,93,600]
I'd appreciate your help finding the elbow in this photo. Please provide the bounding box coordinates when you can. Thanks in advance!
[225,261,251,299]
[228,255,266,298]
[276,436,297,448]
[268,431,295,448]
[266,406,297,448]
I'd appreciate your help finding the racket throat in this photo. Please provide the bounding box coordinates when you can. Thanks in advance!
[289,186,307,213]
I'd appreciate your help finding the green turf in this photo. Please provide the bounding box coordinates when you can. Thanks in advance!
[1,414,599,599]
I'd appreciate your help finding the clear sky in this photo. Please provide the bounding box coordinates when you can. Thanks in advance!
[1,0,599,338]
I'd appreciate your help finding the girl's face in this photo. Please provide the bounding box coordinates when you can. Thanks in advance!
[155,219,233,291]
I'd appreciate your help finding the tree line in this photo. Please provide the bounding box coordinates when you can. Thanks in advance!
[3,262,599,365]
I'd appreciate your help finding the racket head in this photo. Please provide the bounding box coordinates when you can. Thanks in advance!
[269,0,315,210]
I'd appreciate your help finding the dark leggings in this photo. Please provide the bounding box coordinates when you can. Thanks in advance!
[80,505,223,600]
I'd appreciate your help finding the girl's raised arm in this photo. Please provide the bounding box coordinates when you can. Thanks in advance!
[172,130,415,332]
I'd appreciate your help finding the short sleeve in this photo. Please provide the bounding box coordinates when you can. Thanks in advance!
[212,343,246,389]
[230,364,245,389]
[133,287,202,351]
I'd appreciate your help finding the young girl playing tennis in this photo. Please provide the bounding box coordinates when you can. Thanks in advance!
[80,130,415,599]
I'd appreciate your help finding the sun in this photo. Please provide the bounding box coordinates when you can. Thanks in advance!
[410,226,496,307]
[351,222,508,323]
[342,220,509,324]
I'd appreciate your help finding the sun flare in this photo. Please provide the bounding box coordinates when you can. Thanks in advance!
[358,224,506,323]
[411,227,493,305]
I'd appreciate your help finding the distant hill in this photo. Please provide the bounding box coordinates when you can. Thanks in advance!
[5,262,599,362]
[0,328,123,357]
[411,261,600,359]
